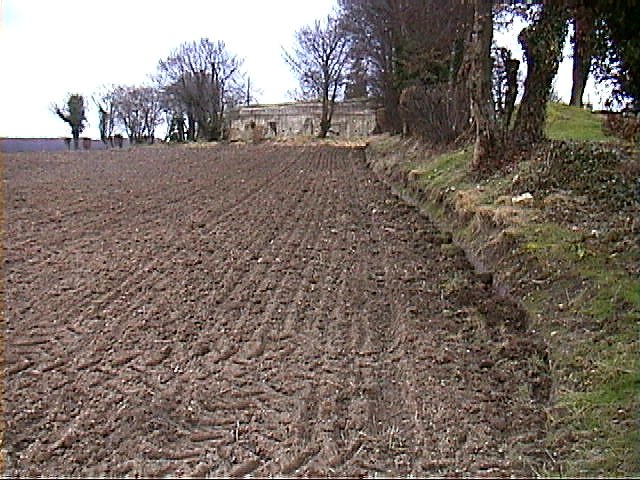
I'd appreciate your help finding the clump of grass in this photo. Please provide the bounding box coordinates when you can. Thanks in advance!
[415,147,472,191]
[553,333,639,476]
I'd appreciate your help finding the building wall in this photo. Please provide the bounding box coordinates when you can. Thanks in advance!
[227,100,377,141]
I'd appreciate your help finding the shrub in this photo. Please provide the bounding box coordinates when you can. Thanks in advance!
[513,141,640,210]
[399,83,470,145]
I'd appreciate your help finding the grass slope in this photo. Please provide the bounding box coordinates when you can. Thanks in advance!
[545,102,612,142]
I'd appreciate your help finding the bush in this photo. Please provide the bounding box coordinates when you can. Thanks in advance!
[603,113,640,142]
[513,141,640,210]
[399,83,470,145]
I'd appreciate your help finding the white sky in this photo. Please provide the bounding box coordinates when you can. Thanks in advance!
[0,0,338,139]
[1,1,604,139]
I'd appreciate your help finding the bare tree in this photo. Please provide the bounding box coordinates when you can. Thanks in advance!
[242,77,262,106]
[140,86,163,142]
[283,15,350,138]
[339,0,401,131]
[283,16,350,136]
[93,87,117,147]
[156,38,244,141]
[111,85,163,144]
[338,0,473,133]
[112,86,142,144]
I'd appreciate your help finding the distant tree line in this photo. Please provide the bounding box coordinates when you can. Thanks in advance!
[54,38,248,148]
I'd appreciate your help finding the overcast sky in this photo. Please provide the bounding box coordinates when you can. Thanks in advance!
[0,0,338,139]
[1,1,603,139]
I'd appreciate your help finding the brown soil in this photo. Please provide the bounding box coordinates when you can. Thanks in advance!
[3,144,548,477]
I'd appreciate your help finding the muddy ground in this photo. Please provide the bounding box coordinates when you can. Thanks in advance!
[3,144,549,477]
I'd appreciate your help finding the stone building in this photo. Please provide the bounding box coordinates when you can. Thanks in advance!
[227,99,378,141]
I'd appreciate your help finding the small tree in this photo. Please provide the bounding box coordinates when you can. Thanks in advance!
[52,94,87,150]
[93,87,117,147]
[283,15,350,138]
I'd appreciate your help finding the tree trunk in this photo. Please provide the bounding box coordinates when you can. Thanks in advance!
[319,103,330,138]
[319,85,331,138]
[569,7,594,107]
[384,83,404,135]
[513,1,569,146]
[177,118,185,142]
[72,129,80,150]
[218,102,225,141]
[503,57,520,133]
[469,0,498,170]
[187,114,196,141]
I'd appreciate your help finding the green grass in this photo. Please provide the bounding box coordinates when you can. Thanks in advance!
[556,336,639,476]
[545,102,610,142]
[582,269,640,323]
[477,218,639,478]
[414,147,472,190]
[489,201,640,478]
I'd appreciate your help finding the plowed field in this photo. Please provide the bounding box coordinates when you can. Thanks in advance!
[2,144,548,477]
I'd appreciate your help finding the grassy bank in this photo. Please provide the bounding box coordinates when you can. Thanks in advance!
[365,103,639,477]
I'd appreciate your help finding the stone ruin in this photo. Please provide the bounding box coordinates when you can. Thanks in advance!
[226,99,378,142]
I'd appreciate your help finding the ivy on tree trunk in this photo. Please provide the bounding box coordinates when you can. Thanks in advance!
[513,1,569,146]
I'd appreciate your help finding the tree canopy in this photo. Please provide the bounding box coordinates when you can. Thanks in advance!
[589,0,640,108]
[52,94,87,150]
[156,38,245,141]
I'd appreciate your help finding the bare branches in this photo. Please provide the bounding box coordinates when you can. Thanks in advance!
[92,83,163,145]
[92,87,118,145]
[156,38,245,141]
[338,0,474,133]
[110,85,163,144]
